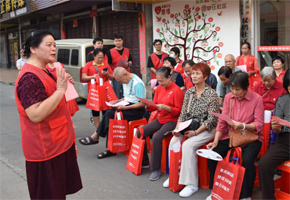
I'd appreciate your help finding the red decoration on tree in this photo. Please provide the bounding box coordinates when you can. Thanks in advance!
[215,26,221,31]
[185,4,189,9]
[208,17,213,22]
[155,6,161,15]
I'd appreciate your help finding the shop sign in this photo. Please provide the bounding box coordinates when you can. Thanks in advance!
[112,0,142,12]
[1,0,25,14]
[258,46,290,51]
[90,9,97,17]
[139,13,146,74]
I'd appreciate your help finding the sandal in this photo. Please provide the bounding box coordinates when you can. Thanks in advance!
[78,136,99,145]
[97,150,116,159]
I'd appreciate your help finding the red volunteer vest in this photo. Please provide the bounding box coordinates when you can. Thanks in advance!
[110,47,130,72]
[174,60,184,74]
[150,52,168,79]
[185,76,194,90]
[236,54,257,72]
[15,64,75,161]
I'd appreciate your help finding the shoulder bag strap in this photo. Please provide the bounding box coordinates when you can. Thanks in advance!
[262,89,271,97]
[93,64,101,76]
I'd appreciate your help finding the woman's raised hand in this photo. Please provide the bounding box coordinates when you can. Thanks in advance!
[56,66,68,92]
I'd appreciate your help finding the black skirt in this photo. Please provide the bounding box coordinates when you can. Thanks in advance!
[26,143,83,199]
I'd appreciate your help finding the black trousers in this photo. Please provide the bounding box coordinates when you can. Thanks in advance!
[208,139,262,199]
[137,119,176,171]
[258,132,290,199]
[96,107,145,147]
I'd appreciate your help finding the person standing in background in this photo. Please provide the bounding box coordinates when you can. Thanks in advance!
[169,47,184,75]
[86,37,108,63]
[16,49,27,72]
[107,34,133,98]
[235,42,260,90]
[272,56,286,83]
[147,39,168,80]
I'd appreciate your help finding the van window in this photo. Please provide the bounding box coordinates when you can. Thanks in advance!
[71,49,79,66]
[57,49,70,65]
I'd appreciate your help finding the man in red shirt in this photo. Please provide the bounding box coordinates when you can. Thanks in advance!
[107,34,133,98]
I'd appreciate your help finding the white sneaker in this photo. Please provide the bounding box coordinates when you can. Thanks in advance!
[179,185,198,198]
[163,178,169,188]
[206,194,212,200]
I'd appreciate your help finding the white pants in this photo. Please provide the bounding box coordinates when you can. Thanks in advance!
[169,129,215,187]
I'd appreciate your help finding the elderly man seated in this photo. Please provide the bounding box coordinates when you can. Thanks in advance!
[79,67,146,158]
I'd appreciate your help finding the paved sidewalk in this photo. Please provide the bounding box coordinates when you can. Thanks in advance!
[0,68,19,84]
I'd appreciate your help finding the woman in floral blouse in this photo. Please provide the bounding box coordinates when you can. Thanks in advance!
[163,63,219,198]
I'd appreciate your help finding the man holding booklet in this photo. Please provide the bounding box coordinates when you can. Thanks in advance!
[79,67,145,159]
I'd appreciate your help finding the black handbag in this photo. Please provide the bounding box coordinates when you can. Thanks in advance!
[181,93,200,135]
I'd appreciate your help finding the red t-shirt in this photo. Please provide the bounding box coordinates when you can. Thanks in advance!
[148,81,184,125]
[82,61,113,91]
[276,70,286,83]
[253,80,287,110]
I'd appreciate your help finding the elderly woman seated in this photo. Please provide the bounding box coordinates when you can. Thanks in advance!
[258,69,290,199]
[207,71,264,200]
[253,67,287,111]
[163,63,219,198]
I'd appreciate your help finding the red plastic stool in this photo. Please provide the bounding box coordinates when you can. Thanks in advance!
[125,118,147,157]
[275,160,290,200]
[198,144,210,189]
[161,135,173,174]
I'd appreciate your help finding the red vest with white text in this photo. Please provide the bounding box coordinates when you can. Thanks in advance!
[15,64,75,161]
[110,47,130,72]
[150,52,168,79]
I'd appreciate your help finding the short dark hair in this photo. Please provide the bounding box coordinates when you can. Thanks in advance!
[272,56,285,65]
[153,39,162,46]
[229,71,249,91]
[114,34,123,40]
[23,30,55,58]
[182,60,195,68]
[170,47,180,57]
[242,41,251,50]
[218,66,232,78]
[156,66,171,79]
[193,63,210,79]
[163,56,177,67]
[93,37,103,44]
[283,69,290,93]
[93,48,104,56]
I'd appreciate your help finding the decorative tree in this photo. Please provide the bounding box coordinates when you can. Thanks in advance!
[156,4,223,66]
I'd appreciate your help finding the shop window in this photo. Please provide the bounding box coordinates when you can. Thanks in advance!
[71,49,79,66]
[57,49,70,65]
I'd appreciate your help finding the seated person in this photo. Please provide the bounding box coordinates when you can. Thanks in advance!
[254,67,287,111]
[258,69,290,199]
[183,61,217,91]
[154,57,185,91]
[79,67,146,159]
[138,67,184,181]
[206,71,264,200]
[217,66,232,107]
[163,63,219,198]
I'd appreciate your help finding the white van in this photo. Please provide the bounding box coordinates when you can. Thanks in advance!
[55,38,114,100]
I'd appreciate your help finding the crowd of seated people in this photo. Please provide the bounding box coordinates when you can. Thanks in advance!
[78,36,289,199]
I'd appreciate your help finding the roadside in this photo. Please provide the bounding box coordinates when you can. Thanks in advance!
[0,68,19,85]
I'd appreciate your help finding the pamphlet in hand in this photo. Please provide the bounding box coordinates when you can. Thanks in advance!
[117,58,128,68]
[105,100,129,107]
[164,119,193,135]
[236,65,247,72]
[209,111,235,124]
[65,81,79,101]
[272,116,290,127]
[136,97,157,107]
